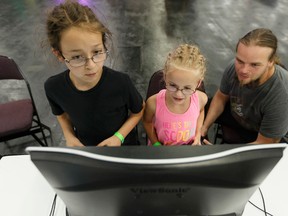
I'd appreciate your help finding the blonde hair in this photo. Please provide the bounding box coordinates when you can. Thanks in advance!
[164,44,206,79]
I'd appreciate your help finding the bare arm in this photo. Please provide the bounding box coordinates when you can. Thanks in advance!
[250,133,281,144]
[56,113,84,147]
[193,91,208,145]
[98,102,145,146]
[143,95,159,145]
[201,90,229,137]
[202,90,281,144]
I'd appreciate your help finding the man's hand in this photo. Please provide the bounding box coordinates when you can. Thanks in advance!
[202,138,213,145]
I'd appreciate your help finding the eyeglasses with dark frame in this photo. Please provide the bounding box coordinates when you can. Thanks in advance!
[62,51,109,67]
[165,82,199,95]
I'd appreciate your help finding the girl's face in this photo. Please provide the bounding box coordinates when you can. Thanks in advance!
[58,26,106,90]
[164,66,201,106]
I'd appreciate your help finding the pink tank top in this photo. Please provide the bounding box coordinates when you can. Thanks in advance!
[153,89,200,145]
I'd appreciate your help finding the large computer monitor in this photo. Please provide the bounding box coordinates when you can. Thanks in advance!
[26,144,286,216]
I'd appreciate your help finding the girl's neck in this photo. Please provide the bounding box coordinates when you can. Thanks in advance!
[165,93,191,114]
[69,73,100,91]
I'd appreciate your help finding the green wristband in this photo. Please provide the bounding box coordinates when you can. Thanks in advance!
[153,141,162,146]
[114,132,124,144]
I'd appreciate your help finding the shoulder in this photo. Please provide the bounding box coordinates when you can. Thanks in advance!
[147,90,166,104]
[220,60,237,93]
[45,70,66,81]
[102,67,133,87]
[271,65,288,93]
[196,90,208,108]
[44,70,68,89]
[197,90,208,101]
[275,65,288,81]
[147,90,166,108]
[104,66,129,80]
[145,94,157,114]
[146,93,157,105]
[261,66,288,109]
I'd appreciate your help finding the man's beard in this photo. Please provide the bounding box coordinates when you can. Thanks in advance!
[237,65,273,88]
[239,78,260,88]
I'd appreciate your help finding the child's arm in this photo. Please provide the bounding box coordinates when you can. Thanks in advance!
[192,109,205,145]
[192,91,208,145]
[98,102,145,147]
[57,113,84,147]
[143,95,159,145]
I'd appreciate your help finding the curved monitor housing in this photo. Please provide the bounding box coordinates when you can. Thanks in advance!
[26,144,287,216]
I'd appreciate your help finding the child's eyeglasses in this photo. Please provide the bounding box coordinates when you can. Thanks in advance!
[165,84,197,95]
[63,51,108,67]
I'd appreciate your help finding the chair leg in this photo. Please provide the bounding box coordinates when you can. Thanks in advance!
[212,123,224,144]
[212,124,218,144]
[31,124,52,147]
[41,123,53,146]
[42,123,54,145]
[31,133,48,147]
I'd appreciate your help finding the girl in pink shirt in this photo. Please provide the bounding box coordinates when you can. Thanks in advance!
[143,44,208,146]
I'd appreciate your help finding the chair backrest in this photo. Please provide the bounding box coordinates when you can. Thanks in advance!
[146,70,166,100]
[0,55,52,147]
[0,55,24,80]
[146,69,206,100]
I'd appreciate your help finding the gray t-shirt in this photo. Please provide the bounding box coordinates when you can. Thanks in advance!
[220,60,288,140]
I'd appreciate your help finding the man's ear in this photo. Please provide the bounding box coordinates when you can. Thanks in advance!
[268,59,274,68]
[52,48,64,62]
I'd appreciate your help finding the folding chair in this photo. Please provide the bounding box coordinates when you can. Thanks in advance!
[0,55,51,146]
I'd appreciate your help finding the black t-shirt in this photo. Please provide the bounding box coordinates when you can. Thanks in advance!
[44,66,143,146]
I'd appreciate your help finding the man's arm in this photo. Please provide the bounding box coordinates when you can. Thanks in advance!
[201,90,229,137]
[251,133,281,144]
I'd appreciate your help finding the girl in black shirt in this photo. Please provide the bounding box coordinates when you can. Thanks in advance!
[44,1,144,146]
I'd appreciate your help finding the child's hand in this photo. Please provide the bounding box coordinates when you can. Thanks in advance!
[97,135,122,147]
[192,137,202,146]
[66,137,84,147]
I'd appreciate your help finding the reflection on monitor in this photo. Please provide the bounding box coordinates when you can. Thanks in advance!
[26,144,286,216]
